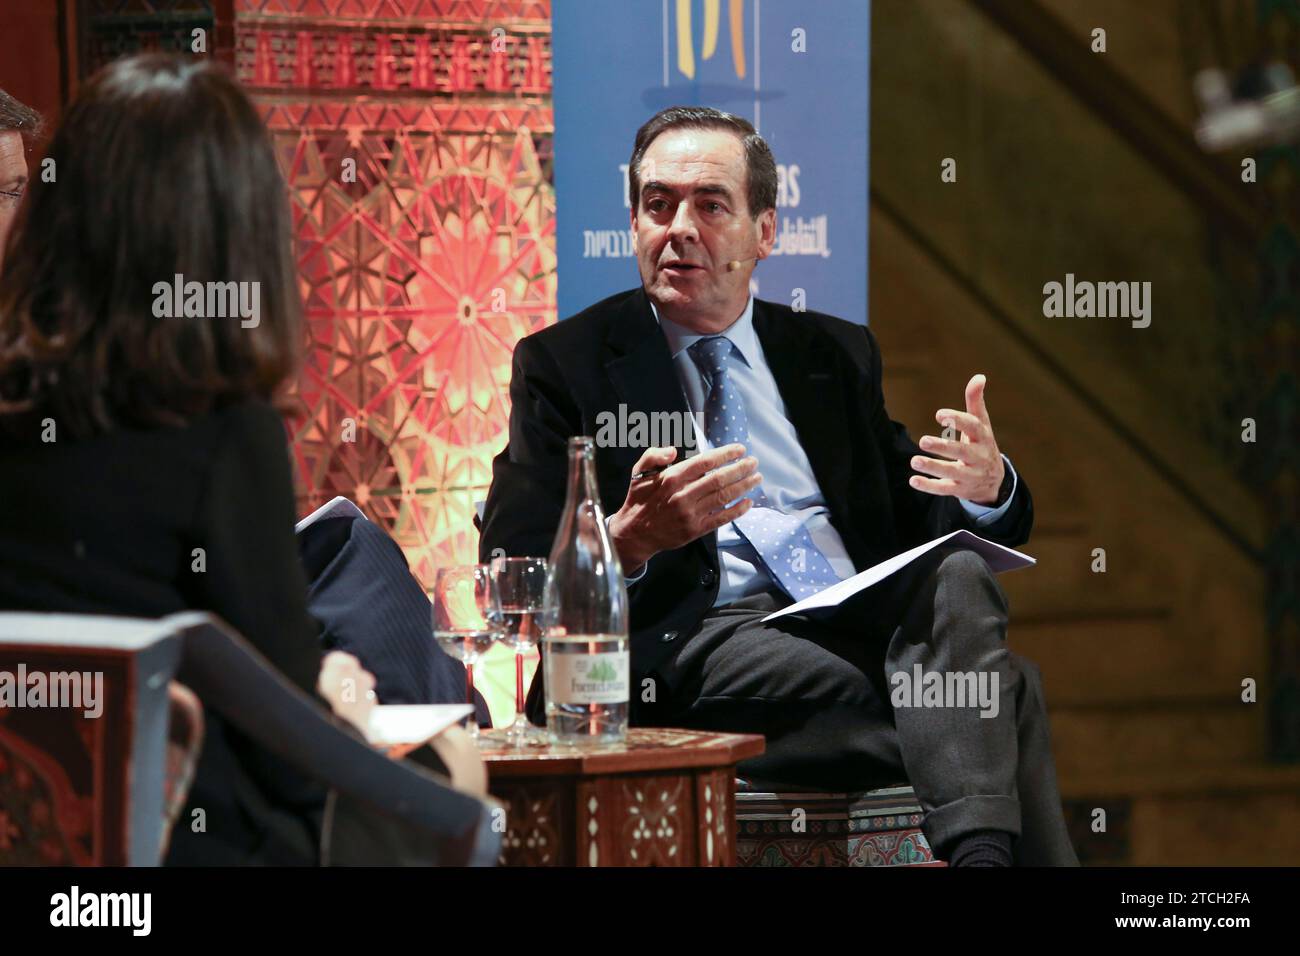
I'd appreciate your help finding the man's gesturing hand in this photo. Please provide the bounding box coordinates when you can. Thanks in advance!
[908,373,1006,506]
[608,443,761,575]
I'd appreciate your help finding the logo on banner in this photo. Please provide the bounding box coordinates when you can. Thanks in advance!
[675,0,748,80]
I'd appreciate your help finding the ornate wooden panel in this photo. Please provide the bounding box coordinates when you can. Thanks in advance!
[694,767,733,866]
[0,649,132,866]
[484,729,764,866]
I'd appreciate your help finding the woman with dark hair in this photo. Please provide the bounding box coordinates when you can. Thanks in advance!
[0,54,480,864]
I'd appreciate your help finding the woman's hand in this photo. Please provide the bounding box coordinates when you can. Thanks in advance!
[427,724,488,796]
[317,653,486,797]
[316,650,378,734]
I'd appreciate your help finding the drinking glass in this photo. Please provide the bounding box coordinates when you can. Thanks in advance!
[489,556,551,746]
[430,564,503,745]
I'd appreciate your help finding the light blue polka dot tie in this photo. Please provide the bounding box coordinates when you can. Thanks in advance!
[687,336,843,601]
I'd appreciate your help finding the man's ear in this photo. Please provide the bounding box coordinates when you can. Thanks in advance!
[755,207,777,260]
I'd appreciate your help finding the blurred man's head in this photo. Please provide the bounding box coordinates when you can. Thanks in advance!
[0,89,40,262]
[628,106,777,335]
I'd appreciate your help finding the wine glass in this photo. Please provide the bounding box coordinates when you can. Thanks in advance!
[489,556,551,747]
[430,564,503,745]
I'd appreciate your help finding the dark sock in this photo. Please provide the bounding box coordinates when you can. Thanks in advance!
[943,829,1013,867]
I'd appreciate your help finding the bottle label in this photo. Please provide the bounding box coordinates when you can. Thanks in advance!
[547,650,629,705]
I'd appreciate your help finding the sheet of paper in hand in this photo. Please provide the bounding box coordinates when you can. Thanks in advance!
[366,704,475,748]
[761,529,1035,623]
[294,495,368,534]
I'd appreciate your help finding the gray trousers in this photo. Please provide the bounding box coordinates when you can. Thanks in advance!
[660,546,1080,866]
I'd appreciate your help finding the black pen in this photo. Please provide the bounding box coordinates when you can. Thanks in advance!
[631,465,669,481]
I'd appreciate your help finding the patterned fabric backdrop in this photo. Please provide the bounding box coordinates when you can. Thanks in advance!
[233,0,556,722]
[233,0,556,587]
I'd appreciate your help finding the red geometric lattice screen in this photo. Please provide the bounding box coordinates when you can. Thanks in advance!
[235,0,556,588]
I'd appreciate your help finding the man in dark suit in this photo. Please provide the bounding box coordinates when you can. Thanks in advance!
[480,106,1077,866]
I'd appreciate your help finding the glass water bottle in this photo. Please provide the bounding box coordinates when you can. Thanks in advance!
[542,436,630,744]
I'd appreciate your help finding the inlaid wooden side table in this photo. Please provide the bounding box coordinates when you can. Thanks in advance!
[480,728,765,866]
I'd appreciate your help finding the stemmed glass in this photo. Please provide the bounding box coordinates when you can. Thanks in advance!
[430,564,503,746]
[489,556,551,747]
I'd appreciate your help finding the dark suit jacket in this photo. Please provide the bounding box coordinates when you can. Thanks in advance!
[478,288,1033,724]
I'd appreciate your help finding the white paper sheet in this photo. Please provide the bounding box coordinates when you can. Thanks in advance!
[761,529,1035,623]
[365,704,475,748]
[295,495,368,534]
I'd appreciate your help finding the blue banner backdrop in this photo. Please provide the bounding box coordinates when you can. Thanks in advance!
[551,0,870,324]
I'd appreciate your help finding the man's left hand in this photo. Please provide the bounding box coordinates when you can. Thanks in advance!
[908,373,1006,506]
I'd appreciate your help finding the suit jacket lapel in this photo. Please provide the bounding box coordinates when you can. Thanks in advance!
[753,299,852,520]
[601,288,717,569]
[602,288,692,434]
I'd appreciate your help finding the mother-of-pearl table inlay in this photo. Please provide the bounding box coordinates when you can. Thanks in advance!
[480,728,764,867]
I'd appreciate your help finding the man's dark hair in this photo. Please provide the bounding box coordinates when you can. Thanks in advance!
[628,106,777,219]
[0,88,42,145]
[0,54,301,440]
